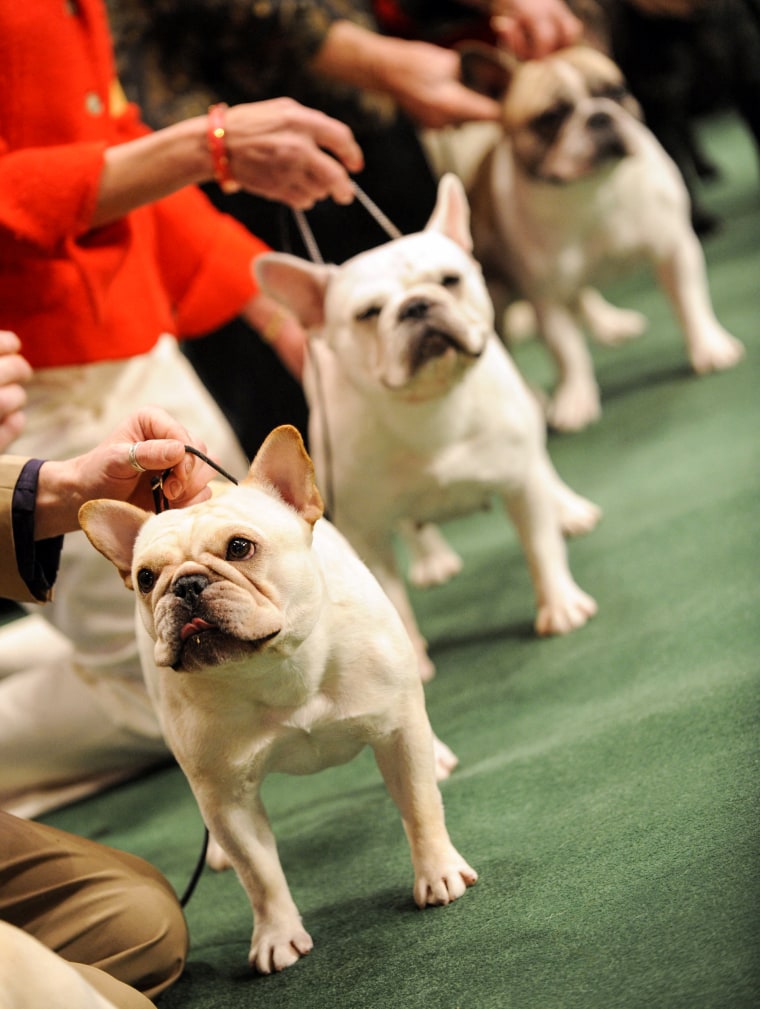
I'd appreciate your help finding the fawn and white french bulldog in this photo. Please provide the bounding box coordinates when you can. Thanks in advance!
[461,43,745,432]
[79,426,476,975]
[256,174,601,683]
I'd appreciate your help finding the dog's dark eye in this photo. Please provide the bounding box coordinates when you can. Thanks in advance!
[441,274,460,288]
[226,537,254,561]
[137,568,156,593]
[531,102,571,138]
[356,304,381,322]
[597,82,628,104]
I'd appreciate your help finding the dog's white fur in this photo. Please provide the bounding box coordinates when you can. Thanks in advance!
[463,44,745,431]
[256,176,600,682]
[80,426,476,975]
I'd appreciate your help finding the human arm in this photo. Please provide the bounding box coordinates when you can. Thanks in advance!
[310,20,502,128]
[91,98,364,228]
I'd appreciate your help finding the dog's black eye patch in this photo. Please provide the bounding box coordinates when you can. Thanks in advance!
[356,304,381,322]
[530,102,572,139]
[441,274,461,288]
[137,568,156,593]
[226,536,254,561]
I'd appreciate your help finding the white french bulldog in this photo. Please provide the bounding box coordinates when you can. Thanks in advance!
[79,425,477,975]
[255,174,601,683]
[461,43,745,432]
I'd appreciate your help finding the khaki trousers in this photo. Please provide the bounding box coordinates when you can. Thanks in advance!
[0,811,188,1008]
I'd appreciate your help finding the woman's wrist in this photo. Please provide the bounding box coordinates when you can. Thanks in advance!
[33,460,83,540]
[92,115,215,229]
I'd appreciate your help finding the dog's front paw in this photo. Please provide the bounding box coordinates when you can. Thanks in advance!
[413,850,478,908]
[546,381,601,432]
[689,331,745,375]
[535,584,597,636]
[249,921,314,974]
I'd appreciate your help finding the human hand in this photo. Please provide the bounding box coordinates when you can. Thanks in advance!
[490,0,583,59]
[242,292,307,380]
[375,38,502,128]
[0,331,33,452]
[37,407,224,540]
[224,98,364,210]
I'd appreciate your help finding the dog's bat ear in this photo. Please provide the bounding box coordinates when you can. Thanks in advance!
[254,254,337,330]
[426,173,473,253]
[79,500,149,589]
[244,425,324,528]
[458,43,516,102]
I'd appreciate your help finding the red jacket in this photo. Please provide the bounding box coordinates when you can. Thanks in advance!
[0,0,267,369]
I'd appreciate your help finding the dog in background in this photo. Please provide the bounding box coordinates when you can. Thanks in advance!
[461,43,745,432]
[80,425,476,975]
[602,0,760,235]
[256,174,601,683]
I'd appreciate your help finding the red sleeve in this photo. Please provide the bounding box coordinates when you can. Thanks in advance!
[0,141,106,255]
[151,185,271,338]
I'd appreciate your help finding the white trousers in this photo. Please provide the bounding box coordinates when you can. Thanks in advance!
[0,337,249,815]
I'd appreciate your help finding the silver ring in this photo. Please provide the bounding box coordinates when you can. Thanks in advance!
[128,442,147,473]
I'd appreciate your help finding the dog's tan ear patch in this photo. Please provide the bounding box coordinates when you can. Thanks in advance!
[245,425,324,528]
[254,254,336,330]
[79,500,149,588]
[426,173,473,253]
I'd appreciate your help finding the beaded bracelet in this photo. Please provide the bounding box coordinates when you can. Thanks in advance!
[207,103,241,194]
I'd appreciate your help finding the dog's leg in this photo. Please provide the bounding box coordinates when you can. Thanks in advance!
[502,458,597,635]
[399,520,463,589]
[372,707,477,907]
[199,791,314,974]
[654,234,745,374]
[579,287,648,347]
[535,302,602,432]
[359,536,437,682]
[542,457,602,538]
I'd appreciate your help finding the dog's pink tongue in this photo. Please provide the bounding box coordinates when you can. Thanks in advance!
[180,617,216,642]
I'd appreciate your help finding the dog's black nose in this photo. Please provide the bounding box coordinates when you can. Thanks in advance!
[173,574,209,603]
[399,298,430,322]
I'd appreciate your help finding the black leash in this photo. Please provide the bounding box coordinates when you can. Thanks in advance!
[150,445,240,907]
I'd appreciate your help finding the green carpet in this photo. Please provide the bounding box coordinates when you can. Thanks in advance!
[41,113,759,1009]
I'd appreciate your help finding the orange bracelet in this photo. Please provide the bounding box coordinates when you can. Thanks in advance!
[207,103,241,194]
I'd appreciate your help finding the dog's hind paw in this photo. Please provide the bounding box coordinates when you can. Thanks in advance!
[556,491,602,538]
[433,734,459,781]
[413,851,478,908]
[402,522,463,588]
[206,834,234,871]
[249,923,314,974]
[581,289,647,346]
[535,584,597,636]
[689,331,745,375]
[546,382,601,432]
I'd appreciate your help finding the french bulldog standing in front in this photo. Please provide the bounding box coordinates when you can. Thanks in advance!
[256,174,601,683]
[461,43,745,432]
[80,425,476,975]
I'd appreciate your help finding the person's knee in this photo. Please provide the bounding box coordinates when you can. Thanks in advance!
[97,877,188,999]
